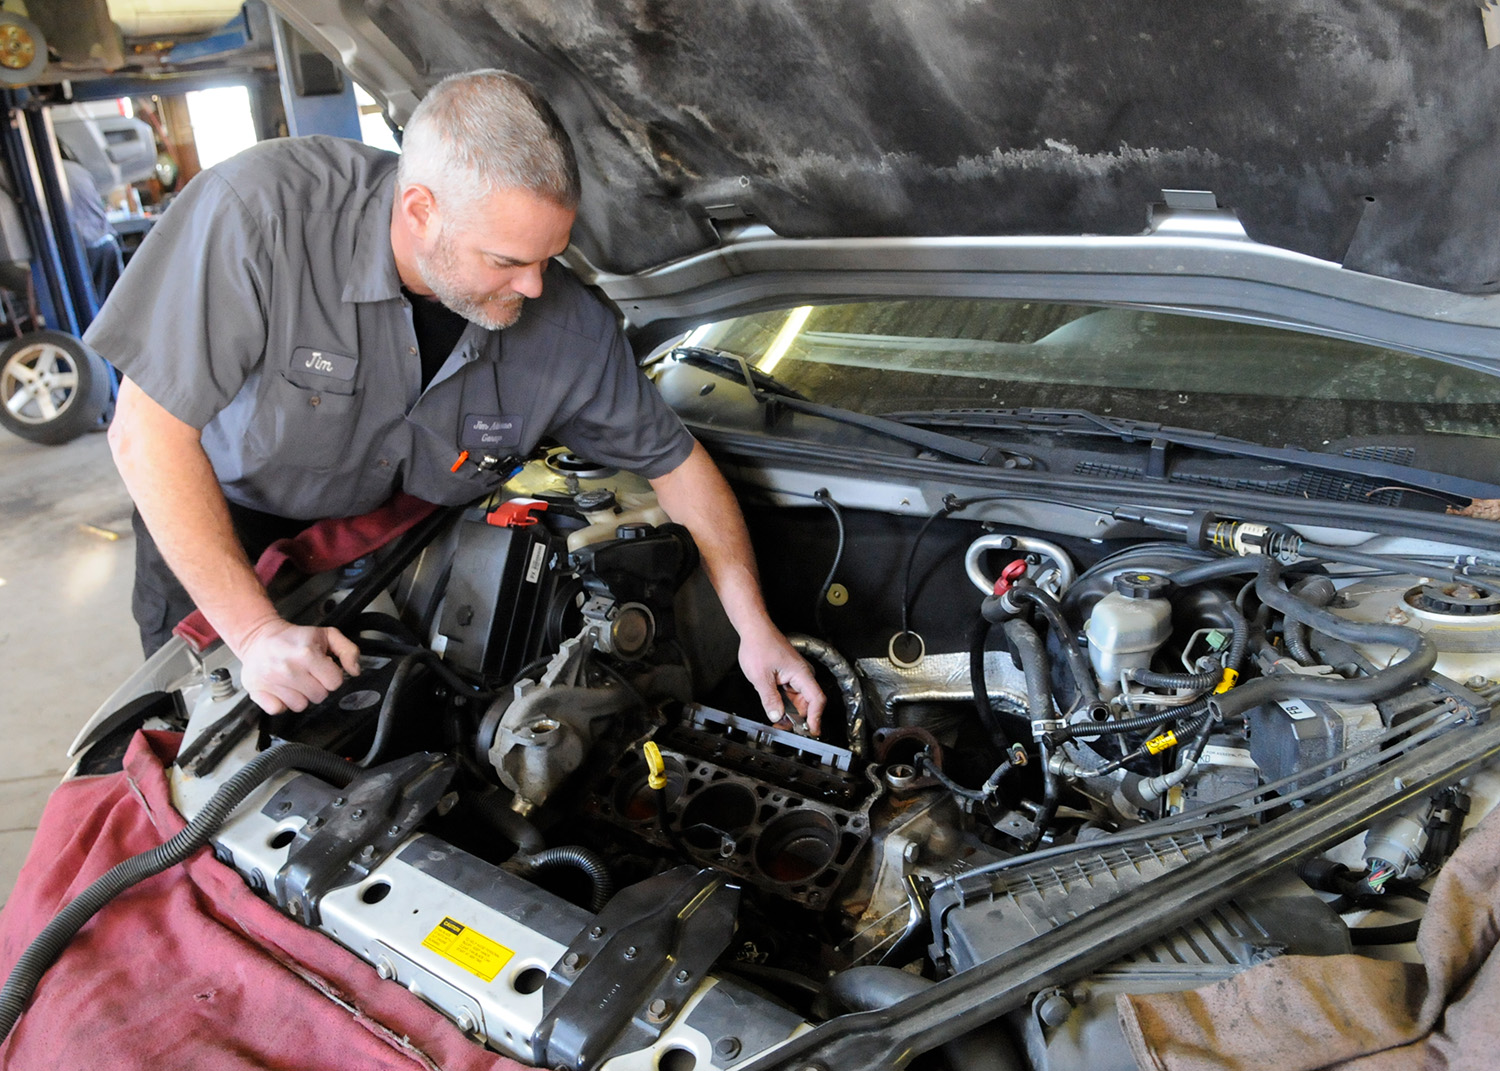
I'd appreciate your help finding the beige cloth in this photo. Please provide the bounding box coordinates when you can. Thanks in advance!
[1117,804,1500,1071]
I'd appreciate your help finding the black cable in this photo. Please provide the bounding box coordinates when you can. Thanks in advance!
[356,652,423,767]
[0,743,356,1042]
[1350,920,1422,946]
[812,488,847,636]
[900,495,961,635]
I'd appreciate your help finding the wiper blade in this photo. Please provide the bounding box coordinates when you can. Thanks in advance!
[886,407,1500,501]
[672,348,1022,467]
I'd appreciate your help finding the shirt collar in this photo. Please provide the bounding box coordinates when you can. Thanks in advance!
[341,170,403,304]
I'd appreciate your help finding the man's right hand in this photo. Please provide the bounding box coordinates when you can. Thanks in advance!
[235,617,362,714]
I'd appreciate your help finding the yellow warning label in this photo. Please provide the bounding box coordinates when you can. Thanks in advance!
[421,917,514,982]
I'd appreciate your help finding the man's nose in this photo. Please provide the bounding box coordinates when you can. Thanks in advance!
[511,263,546,299]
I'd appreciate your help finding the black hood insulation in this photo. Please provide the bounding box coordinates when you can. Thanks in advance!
[369,0,1500,293]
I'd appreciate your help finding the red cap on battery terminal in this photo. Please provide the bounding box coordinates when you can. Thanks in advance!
[486,499,549,528]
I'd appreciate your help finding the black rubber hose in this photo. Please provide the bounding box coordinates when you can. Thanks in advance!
[356,653,423,767]
[0,743,356,1042]
[1007,580,1104,714]
[1350,919,1421,946]
[968,616,1012,750]
[511,846,615,912]
[1166,556,1265,587]
[823,966,1026,1071]
[1002,618,1055,732]
[1210,559,1437,722]
[1026,742,1061,851]
[463,789,546,856]
[1283,575,1337,667]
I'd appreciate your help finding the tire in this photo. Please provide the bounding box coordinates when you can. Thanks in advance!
[0,330,114,445]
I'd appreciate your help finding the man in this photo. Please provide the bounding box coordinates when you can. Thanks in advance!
[96,70,823,733]
[59,153,124,302]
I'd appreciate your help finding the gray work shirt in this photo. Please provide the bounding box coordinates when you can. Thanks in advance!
[85,136,694,519]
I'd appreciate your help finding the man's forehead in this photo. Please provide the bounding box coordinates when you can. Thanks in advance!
[460,188,574,259]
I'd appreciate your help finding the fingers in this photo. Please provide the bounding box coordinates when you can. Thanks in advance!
[238,620,358,715]
[324,627,363,677]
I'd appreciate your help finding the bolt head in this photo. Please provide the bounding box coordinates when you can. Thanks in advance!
[589,926,604,939]
[674,969,690,984]
[715,1037,742,1059]
[623,945,638,960]
[562,952,580,970]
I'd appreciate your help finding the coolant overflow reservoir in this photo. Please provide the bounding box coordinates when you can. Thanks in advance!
[1085,572,1174,698]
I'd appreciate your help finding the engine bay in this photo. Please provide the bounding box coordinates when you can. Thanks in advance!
[118,447,1500,1071]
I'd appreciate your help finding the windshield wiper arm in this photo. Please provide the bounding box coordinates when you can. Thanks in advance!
[672,347,1021,467]
[887,407,1500,500]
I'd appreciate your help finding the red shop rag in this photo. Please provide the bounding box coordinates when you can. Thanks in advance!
[0,731,532,1071]
[171,491,441,651]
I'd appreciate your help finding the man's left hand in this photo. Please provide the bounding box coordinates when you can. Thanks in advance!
[739,626,825,736]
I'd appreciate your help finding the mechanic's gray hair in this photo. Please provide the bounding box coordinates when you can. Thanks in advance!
[397,69,580,220]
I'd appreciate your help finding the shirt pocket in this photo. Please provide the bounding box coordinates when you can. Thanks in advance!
[246,372,361,474]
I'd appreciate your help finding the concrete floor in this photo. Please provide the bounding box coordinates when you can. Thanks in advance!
[0,427,140,907]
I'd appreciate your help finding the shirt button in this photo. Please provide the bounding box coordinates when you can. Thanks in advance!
[378,458,390,467]
[309,394,321,407]
[409,346,417,355]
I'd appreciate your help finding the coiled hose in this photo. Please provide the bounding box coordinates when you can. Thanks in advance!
[0,743,357,1043]
[510,846,614,912]
[1210,558,1437,723]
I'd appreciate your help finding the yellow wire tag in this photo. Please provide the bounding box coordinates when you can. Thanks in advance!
[1215,668,1240,694]
[644,741,667,790]
[1145,731,1179,756]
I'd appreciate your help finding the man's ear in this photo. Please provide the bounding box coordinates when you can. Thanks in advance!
[397,183,439,242]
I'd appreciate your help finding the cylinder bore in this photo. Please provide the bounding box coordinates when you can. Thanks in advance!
[679,782,758,852]
[612,757,686,821]
[755,811,839,884]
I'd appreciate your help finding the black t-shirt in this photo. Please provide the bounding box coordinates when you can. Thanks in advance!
[404,287,469,389]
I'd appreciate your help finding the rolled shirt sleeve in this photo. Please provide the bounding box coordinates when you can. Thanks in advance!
[84,170,269,430]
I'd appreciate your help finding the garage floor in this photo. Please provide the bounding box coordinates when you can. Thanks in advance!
[0,428,140,908]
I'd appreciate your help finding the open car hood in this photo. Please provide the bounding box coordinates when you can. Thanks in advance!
[277,0,1500,292]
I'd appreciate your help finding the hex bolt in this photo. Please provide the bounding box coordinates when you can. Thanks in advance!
[387,824,401,836]
[275,800,292,815]
[562,952,581,971]
[350,808,365,820]
[306,816,323,830]
[646,998,670,1022]
[375,957,396,980]
[902,841,921,864]
[623,945,638,960]
[358,845,375,862]
[456,1011,478,1033]
[332,797,346,808]
[715,1037,742,1060]
[674,969,691,984]
[208,667,235,700]
[589,926,605,939]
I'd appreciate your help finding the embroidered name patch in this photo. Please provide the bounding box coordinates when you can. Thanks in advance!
[461,413,523,450]
[290,346,357,382]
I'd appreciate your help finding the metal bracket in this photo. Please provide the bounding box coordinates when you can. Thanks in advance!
[273,751,455,925]
[532,867,740,1070]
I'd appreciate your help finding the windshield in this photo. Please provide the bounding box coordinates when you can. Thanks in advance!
[682,301,1500,448]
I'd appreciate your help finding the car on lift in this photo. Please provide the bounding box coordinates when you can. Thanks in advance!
[14,3,1500,1070]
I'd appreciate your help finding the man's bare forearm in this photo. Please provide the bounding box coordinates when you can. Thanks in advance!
[108,377,279,648]
[651,440,826,730]
[108,377,361,713]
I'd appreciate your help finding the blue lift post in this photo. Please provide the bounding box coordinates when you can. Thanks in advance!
[269,12,361,140]
[0,89,92,336]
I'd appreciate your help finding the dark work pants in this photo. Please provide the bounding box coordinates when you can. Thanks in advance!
[131,502,308,657]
